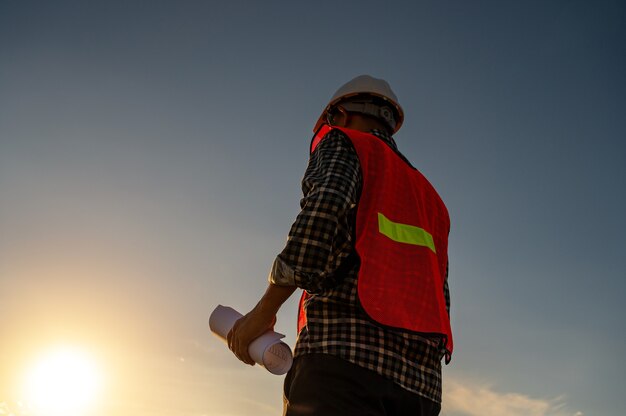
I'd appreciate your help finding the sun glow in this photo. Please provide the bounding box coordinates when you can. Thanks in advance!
[21,345,104,416]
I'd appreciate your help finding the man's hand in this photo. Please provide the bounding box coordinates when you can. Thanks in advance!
[227,305,276,365]
[226,283,297,366]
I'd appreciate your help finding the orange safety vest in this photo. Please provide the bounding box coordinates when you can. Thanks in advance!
[298,125,453,361]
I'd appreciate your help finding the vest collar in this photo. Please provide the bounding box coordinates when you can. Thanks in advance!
[369,129,398,151]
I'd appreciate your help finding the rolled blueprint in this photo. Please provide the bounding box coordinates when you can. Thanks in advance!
[209,304,293,375]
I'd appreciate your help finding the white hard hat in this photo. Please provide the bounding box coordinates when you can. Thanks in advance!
[314,75,404,134]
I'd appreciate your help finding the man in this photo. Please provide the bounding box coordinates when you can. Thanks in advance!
[228,75,452,416]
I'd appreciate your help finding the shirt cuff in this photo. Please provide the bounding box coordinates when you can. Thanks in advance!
[268,256,296,286]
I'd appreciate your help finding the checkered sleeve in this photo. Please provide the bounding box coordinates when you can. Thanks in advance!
[268,130,360,294]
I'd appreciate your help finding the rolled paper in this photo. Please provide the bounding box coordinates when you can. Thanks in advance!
[209,305,293,375]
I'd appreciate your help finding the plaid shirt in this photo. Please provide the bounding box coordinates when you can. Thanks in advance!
[269,128,450,404]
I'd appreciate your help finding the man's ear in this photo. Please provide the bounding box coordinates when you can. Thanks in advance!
[329,106,349,127]
[326,111,336,126]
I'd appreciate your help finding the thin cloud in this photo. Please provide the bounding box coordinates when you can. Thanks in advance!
[443,378,583,416]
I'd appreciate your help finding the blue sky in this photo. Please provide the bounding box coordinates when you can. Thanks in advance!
[1,1,624,415]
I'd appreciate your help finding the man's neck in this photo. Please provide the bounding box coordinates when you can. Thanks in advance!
[343,115,389,134]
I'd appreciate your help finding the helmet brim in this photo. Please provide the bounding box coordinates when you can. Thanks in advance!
[313,91,404,134]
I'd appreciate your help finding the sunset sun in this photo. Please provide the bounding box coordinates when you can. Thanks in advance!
[21,345,104,416]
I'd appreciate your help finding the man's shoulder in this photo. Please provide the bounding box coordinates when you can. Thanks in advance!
[323,127,351,142]
[314,128,355,153]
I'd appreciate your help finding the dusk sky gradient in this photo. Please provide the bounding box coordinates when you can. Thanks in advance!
[1,1,625,416]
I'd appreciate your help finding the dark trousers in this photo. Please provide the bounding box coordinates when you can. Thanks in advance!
[283,354,441,416]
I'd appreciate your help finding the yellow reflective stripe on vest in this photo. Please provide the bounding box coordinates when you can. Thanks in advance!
[377,212,436,253]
